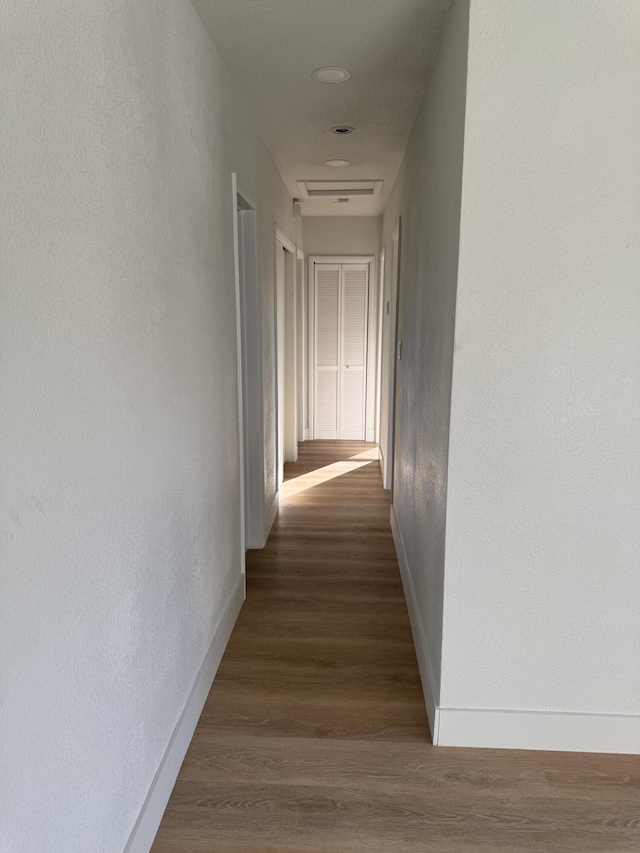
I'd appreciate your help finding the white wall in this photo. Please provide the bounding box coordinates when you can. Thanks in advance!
[0,1,297,850]
[303,216,381,256]
[442,0,640,720]
[382,0,470,714]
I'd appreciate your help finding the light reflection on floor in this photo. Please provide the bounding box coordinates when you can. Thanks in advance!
[280,446,380,500]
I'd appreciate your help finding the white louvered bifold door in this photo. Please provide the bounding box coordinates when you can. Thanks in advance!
[314,265,341,439]
[339,264,369,439]
[313,263,369,440]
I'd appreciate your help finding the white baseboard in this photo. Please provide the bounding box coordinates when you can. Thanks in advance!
[390,504,441,742]
[124,575,245,853]
[381,448,392,491]
[391,505,640,755]
[263,490,279,546]
[437,707,640,754]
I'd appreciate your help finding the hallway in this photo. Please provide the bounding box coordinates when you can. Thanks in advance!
[152,442,639,853]
[4,1,639,847]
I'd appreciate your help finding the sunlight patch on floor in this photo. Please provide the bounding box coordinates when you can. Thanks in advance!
[281,447,380,499]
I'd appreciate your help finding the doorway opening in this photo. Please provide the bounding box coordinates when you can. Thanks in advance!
[296,248,308,443]
[379,220,402,492]
[233,180,264,551]
[274,229,298,489]
[375,247,386,446]
[307,255,377,442]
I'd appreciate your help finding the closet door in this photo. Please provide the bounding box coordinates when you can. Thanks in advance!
[339,264,369,439]
[313,263,369,440]
[313,264,340,439]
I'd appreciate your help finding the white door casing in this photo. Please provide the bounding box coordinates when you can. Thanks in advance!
[296,249,307,442]
[312,262,370,440]
[274,227,298,494]
[379,220,401,491]
[275,243,286,485]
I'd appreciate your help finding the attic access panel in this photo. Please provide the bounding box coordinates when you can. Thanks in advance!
[296,180,383,199]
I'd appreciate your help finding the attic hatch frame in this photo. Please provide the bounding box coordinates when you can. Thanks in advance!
[296,180,384,199]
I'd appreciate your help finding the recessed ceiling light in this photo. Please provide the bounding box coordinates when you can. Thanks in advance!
[326,159,350,167]
[312,67,351,84]
[331,126,354,135]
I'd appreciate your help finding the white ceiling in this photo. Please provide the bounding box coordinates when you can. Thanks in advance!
[191,0,452,216]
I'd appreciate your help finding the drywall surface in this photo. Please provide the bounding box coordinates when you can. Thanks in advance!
[442,0,640,714]
[381,0,469,701]
[303,216,381,256]
[0,1,296,850]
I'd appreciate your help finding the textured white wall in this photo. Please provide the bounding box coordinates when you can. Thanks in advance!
[303,216,381,256]
[0,1,296,850]
[381,0,469,699]
[442,0,640,713]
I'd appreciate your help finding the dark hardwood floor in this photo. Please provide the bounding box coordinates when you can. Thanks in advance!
[152,441,640,853]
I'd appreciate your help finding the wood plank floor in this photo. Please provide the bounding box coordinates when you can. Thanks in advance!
[152,441,640,853]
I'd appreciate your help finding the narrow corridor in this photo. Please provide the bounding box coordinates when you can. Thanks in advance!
[152,442,640,853]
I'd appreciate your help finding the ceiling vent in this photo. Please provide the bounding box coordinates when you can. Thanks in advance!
[296,180,383,200]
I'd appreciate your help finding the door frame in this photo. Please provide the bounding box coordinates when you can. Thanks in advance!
[307,255,377,442]
[232,174,265,557]
[295,248,308,442]
[374,246,386,445]
[380,220,402,492]
[274,227,298,491]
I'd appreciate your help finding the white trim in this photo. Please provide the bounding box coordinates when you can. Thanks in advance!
[295,248,307,444]
[275,226,296,254]
[274,228,298,488]
[382,220,401,492]
[283,247,298,462]
[374,246,386,445]
[392,502,640,755]
[124,575,245,853]
[263,489,279,545]
[365,255,378,442]
[296,179,384,200]
[437,707,640,754]
[378,443,386,480]
[390,505,440,742]
[307,257,314,439]
[234,180,264,551]
[274,229,285,487]
[231,174,246,571]
[308,255,376,266]
[233,180,259,215]
[307,255,377,442]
